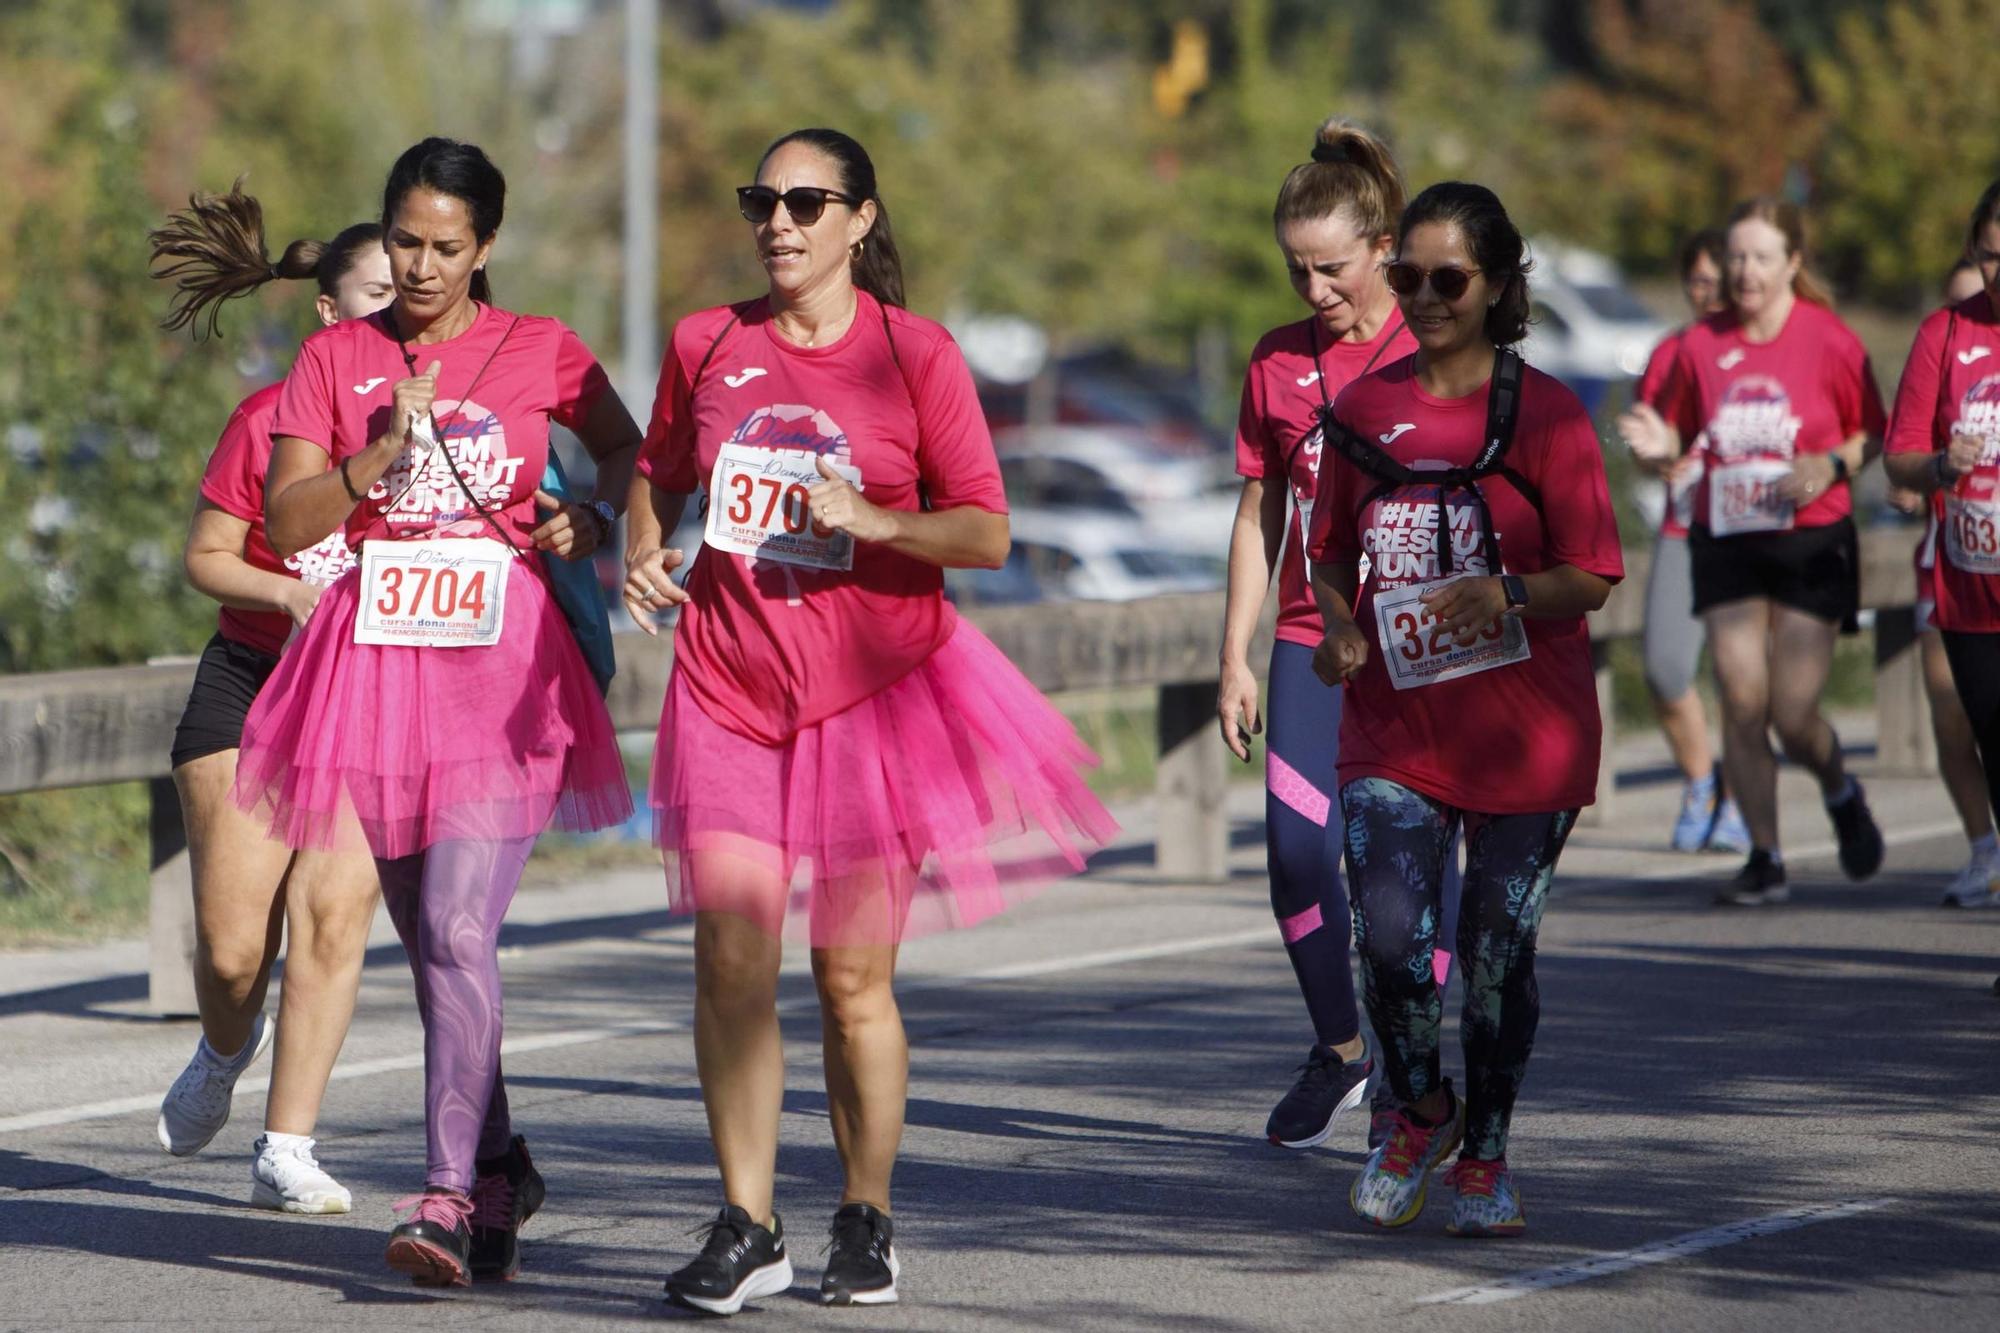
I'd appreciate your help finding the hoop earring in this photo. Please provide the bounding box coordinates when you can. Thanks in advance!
[850,239,865,262]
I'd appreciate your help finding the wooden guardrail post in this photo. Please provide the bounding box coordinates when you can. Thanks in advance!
[1872,605,1934,776]
[147,777,198,1017]
[1155,681,1230,882]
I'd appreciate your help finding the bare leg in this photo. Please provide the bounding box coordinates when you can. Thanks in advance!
[1654,690,1714,783]
[1705,600,1779,849]
[174,749,291,1057]
[264,847,381,1135]
[1765,605,1844,797]
[1922,629,1996,841]
[813,941,906,1211]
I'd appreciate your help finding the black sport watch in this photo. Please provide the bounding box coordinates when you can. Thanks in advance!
[586,498,617,543]
[1500,574,1529,614]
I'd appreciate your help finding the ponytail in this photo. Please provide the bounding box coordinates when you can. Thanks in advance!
[1274,117,1405,240]
[150,182,383,339]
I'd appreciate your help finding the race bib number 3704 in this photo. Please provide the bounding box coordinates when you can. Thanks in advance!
[354,539,509,648]
[705,444,864,571]
[1372,577,1530,692]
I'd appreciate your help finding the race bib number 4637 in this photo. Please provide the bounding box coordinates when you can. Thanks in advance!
[704,444,863,571]
[1372,577,1530,691]
[353,539,509,648]
[1944,492,2000,574]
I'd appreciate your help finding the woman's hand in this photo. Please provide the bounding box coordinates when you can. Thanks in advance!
[1945,432,1987,481]
[1776,452,1840,505]
[1420,575,1508,644]
[622,545,689,636]
[807,456,897,544]
[278,580,326,630]
[392,359,442,442]
[1617,402,1677,464]
[531,490,604,560]
[1217,658,1261,762]
[1312,619,1370,686]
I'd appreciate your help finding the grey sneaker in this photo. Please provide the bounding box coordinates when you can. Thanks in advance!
[251,1134,352,1214]
[156,1014,272,1156]
[1349,1080,1464,1228]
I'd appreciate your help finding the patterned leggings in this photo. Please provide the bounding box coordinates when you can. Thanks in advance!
[1340,777,1576,1161]
[377,836,535,1193]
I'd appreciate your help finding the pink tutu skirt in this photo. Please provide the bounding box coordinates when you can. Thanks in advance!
[235,553,631,859]
[650,619,1119,947]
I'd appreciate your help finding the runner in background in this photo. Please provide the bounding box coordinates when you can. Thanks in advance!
[1217,117,1416,1153]
[1884,257,1997,905]
[147,189,387,1214]
[1624,229,1749,854]
[240,137,641,1285]
[1620,197,1887,906]
[1308,182,1623,1237]
[1883,182,2000,914]
[625,127,1115,1314]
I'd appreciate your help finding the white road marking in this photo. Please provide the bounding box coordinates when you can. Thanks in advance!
[0,926,1275,1137]
[1417,1198,1895,1305]
[1623,818,1965,883]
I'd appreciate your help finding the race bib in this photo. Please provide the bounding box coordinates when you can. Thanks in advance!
[1372,576,1530,692]
[704,444,863,572]
[1943,492,2000,574]
[353,539,509,648]
[1709,458,1796,537]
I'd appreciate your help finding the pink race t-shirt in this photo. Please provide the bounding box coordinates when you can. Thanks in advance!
[1886,292,2000,632]
[197,382,357,655]
[1634,329,1704,541]
[273,304,610,549]
[1307,357,1624,814]
[1234,314,1416,646]
[1662,301,1886,532]
[638,293,1008,745]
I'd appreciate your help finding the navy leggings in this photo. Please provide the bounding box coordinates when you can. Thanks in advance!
[1341,777,1576,1161]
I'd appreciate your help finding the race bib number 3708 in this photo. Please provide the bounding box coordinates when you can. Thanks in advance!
[353,539,509,648]
[1372,577,1530,692]
[704,444,864,571]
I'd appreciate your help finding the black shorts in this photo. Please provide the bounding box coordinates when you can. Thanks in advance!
[1688,518,1860,631]
[170,632,281,769]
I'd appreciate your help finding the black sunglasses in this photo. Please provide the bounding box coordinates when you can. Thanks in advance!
[736,185,862,226]
[1384,261,1484,302]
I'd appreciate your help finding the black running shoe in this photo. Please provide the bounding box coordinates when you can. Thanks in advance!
[665,1205,793,1316]
[1828,782,1884,881]
[386,1189,475,1287]
[820,1202,898,1306]
[1265,1043,1372,1148]
[1716,850,1789,906]
[469,1134,545,1282]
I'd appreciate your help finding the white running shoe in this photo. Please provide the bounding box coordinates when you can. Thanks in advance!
[251,1134,352,1214]
[1940,854,2000,908]
[155,1013,272,1156]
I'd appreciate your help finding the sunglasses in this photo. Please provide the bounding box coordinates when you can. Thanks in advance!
[736,185,862,226]
[1384,261,1483,302]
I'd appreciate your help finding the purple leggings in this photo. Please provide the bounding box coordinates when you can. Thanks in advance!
[377,836,535,1193]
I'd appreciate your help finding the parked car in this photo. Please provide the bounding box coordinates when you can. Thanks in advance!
[976,345,1221,454]
[1519,238,1671,413]
[1003,508,1226,603]
[993,425,1239,551]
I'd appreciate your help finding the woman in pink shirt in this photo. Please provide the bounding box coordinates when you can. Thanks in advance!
[147,190,388,1215]
[239,138,641,1285]
[1621,198,1887,905]
[625,127,1115,1314]
[1217,119,1416,1153]
[1308,182,1623,1238]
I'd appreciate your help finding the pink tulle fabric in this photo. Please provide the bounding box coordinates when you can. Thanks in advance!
[234,553,632,859]
[650,619,1119,947]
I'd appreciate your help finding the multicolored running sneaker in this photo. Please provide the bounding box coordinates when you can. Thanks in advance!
[1443,1156,1525,1237]
[1348,1080,1463,1228]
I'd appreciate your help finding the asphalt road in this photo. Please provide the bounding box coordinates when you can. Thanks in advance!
[3,740,1997,1331]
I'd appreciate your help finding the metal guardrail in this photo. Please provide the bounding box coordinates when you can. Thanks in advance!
[0,526,1927,1012]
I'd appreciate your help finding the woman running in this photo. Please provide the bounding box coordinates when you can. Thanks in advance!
[1217,118,1415,1150]
[238,137,640,1285]
[148,188,389,1214]
[1620,197,1887,905]
[1884,181,2000,914]
[625,127,1116,1314]
[1308,182,1623,1236]
[1625,229,1749,854]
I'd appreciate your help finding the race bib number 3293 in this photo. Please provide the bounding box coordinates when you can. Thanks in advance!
[353,539,509,648]
[1372,577,1530,692]
[705,444,863,572]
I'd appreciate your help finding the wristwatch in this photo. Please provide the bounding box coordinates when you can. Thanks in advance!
[1500,574,1529,615]
[586,498,617,543]
[1827,454,1850,486]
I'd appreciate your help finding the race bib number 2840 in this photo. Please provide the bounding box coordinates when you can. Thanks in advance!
[353,539,509,648]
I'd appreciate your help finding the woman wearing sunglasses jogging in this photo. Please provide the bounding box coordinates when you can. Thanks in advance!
[1307,183,1623,1237]
[1619,198,1887,906]
[1218,119,1423,1154]
[625,127,1115,1314]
